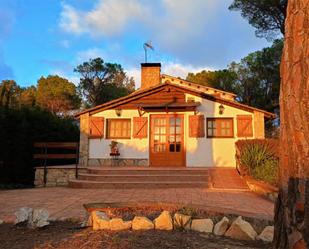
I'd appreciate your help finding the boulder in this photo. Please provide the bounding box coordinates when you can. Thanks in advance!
[225,216,257,241]
[213,217,229,236]
[30,209,50,228]
[14,207,33,224]
[132,216,154,230]
[91,211,110,231]
[80,213,92,228]
[257,226,274,242]
[109,218,132,231]
[154,211,173,230]
[191,219,214,233]
[174,213,191,229]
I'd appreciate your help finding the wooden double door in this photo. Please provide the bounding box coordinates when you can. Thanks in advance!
[149,114,185,167]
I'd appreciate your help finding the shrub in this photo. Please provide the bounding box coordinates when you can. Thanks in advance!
[0,106,79,188]
[236,139,279,185]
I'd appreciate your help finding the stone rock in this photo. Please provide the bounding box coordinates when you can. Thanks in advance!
[36,220,50,228]
[213,217,229,236]
[225,216,257,241]
[154,211,173,230]
[191,219,214,233]
[30,209,50,228]
[174,213,191,229]
[80,211,93,228]
[0,219,3,225]
[257,226,274,242]
[132,216,154,230]
[91,211,110,231]
[14,207,33,224]
[109,218,132,231]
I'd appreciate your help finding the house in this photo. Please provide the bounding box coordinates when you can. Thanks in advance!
[75,63,274,168]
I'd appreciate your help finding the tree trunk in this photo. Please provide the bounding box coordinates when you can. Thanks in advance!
[274,0,309,248]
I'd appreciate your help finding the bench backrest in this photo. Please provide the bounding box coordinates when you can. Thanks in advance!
[33,142,79,160]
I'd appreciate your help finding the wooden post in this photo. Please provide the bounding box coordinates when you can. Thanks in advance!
[43,143,47,186]
[79,113,90,167]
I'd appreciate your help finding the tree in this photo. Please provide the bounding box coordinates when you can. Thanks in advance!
[20,86,37,107]
[186,69,238,93]
[36,75,81,113]
[0,80,21,108]
[229,0,287,40]
[186,39,283,115]
[230,39,283,114]
[274,0,309,248]
[74,57,135,107]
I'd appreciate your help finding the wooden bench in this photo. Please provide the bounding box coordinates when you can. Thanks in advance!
[33,142,79,186]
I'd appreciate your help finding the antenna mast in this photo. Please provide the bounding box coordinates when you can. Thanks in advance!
[143,41,154,63]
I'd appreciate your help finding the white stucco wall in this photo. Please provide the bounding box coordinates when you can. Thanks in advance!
[88,94,256,168]
[89,110,149,159]
[184,94,254,167]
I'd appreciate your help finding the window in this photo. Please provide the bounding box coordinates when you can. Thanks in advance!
[106,119,131,139]
[207,118,234,138]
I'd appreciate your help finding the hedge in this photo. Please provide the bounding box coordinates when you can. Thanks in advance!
[0,107,79,188]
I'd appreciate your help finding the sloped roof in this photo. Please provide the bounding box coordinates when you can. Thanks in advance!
[162,74,237,98]
[75,81,275,119]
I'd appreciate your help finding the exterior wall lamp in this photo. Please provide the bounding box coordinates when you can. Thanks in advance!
[115,109,122,117]
[219,104,225,115]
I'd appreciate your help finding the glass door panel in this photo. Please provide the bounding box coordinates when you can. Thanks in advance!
[153,118,167,153]
[168,117,182,153]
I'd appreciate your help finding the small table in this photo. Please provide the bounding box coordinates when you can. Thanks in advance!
[110,152,120,166]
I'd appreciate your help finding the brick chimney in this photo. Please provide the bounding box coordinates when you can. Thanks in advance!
[141,63,161,89]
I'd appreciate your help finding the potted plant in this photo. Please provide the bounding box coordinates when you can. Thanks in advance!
[109,141,119,154]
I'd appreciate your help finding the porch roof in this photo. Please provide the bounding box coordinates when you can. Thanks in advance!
[136,102,201,112]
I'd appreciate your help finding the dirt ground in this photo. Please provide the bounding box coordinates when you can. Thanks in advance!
[0,221,271,249]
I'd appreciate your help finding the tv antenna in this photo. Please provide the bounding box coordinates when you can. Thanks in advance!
[143,41,154,63]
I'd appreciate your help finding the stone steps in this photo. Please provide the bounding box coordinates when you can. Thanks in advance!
[78,173,209,182]
[68,179,209,189]
[68,167,210,189]
[86,167,210,175]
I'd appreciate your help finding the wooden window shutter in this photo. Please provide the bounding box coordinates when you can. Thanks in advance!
[133,117,148,138]
[89,117,104,138]
[189,115,205,138]
[237,115,253,137]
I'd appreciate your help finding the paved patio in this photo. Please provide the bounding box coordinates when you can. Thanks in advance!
[0,186,274,223]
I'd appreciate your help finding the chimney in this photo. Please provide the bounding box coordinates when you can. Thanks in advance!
[141,63,161,89]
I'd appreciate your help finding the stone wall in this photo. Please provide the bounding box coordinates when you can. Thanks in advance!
[34,166,77,187]
[88,158,148,167]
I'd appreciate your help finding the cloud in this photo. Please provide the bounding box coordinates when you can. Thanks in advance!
[40,59,72,72]
[58,0,239,67]
[59,40,70,48]
[59,0,147,37]
[76,48,106,62]
[50,69,80,85]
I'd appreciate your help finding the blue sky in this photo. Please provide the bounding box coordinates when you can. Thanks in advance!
[0,0,271,88]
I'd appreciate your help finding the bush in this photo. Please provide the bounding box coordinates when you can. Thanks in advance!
[236,139,279,185]
[0,107,79,188]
